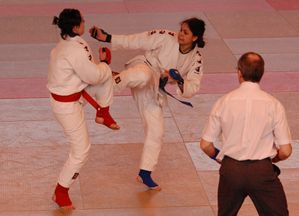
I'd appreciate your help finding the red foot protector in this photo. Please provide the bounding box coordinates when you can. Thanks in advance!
[96,106,117,129]
[53,183,72,208]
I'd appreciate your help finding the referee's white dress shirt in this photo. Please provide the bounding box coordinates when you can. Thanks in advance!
[202,81,292,161]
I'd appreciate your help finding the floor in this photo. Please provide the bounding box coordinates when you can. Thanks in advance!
[0,0,299,215]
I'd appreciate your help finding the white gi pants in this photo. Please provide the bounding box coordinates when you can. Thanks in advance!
[52,100,90,188]
[114,63,164,171]
[51,75,114,188]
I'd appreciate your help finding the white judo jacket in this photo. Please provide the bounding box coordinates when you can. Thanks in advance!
[111,29,203,99]
[48,35,111,96]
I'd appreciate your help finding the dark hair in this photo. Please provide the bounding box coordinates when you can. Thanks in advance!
[238,52,265,83]
[181,17,206,48]
[52,8,82,39]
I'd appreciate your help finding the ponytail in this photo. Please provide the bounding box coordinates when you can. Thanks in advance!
[52,16,59,25]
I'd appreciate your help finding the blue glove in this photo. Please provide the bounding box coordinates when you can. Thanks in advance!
[169,69,184,85]
[210,148,220,161]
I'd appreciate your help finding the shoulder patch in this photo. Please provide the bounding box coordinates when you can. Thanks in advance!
[76,41,93,61]
[148,29,175,37]
[149,30,157,35]
[168,31,175,36]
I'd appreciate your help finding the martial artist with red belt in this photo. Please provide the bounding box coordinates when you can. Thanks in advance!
[48,8,119,209]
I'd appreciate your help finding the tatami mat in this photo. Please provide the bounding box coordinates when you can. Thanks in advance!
[0,1,298,215]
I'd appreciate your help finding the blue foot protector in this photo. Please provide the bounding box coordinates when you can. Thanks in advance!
[138,169,159,188]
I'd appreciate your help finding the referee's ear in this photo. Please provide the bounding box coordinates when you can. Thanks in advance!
[237,69,244,83]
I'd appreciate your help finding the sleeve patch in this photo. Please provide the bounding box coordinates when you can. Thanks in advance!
[114,76,121,84]
[168,32,175,36]
[149,30,157,35]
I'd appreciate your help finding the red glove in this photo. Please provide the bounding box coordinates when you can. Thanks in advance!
[99,47,111,65]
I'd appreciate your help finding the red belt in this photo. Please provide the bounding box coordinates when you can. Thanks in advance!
[51,90,100,110]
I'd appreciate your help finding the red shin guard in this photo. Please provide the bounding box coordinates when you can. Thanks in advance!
[53,183,72,207]
[96,106,117,128]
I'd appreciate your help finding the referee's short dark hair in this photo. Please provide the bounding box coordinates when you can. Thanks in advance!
[237,52,265,83]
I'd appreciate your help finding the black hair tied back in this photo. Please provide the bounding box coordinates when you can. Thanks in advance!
[52,16,59,26]
[197,37,205,48]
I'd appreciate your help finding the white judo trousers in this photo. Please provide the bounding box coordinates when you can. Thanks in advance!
[53,100,90,188]
[114,63,164,171]
[51,78,114,188]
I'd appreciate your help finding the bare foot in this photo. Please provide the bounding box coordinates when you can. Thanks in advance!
[136,176,162,191]
[95,116,120,130]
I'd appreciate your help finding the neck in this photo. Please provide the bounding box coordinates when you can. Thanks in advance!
[179,44,194,54]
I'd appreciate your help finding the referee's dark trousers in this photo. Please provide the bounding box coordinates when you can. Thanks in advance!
[218,156,288,216]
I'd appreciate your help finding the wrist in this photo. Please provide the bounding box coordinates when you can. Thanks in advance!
[106,34,111,43]
[100,29,111,42]
[210,148,220,161]
[272,154,280,163]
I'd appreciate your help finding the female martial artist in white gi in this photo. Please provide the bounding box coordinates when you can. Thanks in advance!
[90,17,205,190]
[48,8,119,209]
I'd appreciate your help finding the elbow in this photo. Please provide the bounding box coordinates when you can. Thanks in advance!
[281,149,292,160]
[96,63,112,83]
[278,144,292,160]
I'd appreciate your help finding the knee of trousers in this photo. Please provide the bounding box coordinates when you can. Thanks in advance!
[68,150,90,167]
[144,123,164,141]
[144,138,163,151]
[126,68,153,89]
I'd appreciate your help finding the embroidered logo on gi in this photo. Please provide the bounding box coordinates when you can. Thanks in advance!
[115,76,121,84]
[72,173,79,179]
[194,66,201,74]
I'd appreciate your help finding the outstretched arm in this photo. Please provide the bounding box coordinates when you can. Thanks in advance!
[89,26,111,42]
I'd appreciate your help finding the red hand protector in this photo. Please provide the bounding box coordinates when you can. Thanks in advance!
[99,47,111,65]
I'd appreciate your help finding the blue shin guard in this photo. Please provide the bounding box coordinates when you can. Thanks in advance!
[138,169,161,190]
